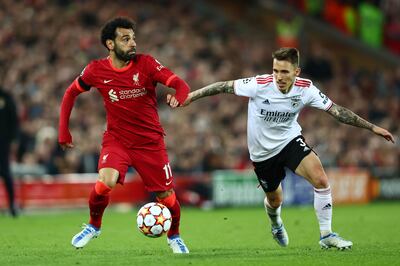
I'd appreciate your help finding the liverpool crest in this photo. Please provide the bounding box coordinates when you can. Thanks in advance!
[133,73,140,86]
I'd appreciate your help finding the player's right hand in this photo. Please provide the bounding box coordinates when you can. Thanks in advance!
[372,126,395,143]
[59,142,74,150]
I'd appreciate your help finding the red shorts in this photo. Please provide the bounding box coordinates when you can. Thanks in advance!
[98,132,174,192]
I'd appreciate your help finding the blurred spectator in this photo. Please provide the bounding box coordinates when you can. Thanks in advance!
[380,0,400,19]
[292,0,400,54]
[304,0,324,18]
[384,15,400,55]
[275,10,303,48]
[0,86,19,217]
[323,0,347,33]
[302,42,334,82]
[322,0,357,36]
[358,0,384,48]
[342,0,357,36]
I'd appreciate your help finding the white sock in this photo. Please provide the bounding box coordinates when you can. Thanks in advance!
[264,197,282,228]
[314,186,332,237]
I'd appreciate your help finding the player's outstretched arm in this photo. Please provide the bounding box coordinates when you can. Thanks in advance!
[327,103,395,143]
[167,80,234,107]
[187,80,235,106]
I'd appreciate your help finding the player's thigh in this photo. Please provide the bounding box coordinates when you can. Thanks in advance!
[98,146,130,186]
[282,136,312,171]
[253,157,285,193]
[131,149,173,192]
[294,151,328,188]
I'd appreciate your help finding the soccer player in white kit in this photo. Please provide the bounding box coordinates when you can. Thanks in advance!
[169,47,395,250]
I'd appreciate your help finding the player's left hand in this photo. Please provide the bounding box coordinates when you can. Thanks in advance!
[59,142,75,150]
[372,126,395,143]
[166,94,180,108]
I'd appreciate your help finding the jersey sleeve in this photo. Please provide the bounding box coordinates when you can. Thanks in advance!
[76,62,95,92]
[303,84,333,111]
[144,55,175,85]
[233,76,258,98]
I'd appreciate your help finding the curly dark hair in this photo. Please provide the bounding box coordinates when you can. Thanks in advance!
[100,17,136,50]
[272,47,300,66]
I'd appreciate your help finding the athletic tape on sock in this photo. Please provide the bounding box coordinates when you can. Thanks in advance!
[94,181,112,195]
[157,191,176,208]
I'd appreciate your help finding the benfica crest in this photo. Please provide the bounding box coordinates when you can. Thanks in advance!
[290,95,301,108]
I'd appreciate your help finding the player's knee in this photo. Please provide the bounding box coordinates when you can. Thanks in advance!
[312,175,329,189]
[98,176,117,188]
[98,168,119,188]
[265,195,282,208]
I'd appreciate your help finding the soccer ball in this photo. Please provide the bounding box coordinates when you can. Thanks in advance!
[136,202,172,238]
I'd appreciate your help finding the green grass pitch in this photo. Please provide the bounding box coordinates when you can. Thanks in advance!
[0,202,399,266]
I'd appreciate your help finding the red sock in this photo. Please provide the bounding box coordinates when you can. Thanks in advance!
[88,181,111,229]
[157,192,181,238]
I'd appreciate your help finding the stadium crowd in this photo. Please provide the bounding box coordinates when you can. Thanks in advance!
[0,0,398,177]
[286,0,400,54]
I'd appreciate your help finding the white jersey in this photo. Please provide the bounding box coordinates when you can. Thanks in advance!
[234,74,333,162]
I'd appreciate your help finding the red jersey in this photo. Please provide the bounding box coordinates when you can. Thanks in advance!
[75,54,182,149]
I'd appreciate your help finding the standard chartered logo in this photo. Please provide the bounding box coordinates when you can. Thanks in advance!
[108,89,119,102]
[108,88,148,103]
[119,88,147,99]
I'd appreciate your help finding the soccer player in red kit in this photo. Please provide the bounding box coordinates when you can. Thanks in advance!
[58,17,190,253]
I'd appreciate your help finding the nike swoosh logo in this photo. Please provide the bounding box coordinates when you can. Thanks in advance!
[165,180,173,186]
[104,79,113,84]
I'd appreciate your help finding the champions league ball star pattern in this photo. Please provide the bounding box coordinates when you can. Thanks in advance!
[137,202,172,238]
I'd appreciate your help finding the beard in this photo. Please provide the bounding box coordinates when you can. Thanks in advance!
[114,45,136,62]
